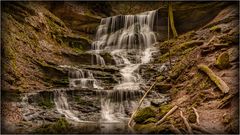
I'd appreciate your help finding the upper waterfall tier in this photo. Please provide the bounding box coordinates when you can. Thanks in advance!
[92,10,157,50]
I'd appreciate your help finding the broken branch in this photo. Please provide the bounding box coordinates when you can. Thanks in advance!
[155,105,178,126]
[128,80,157,127]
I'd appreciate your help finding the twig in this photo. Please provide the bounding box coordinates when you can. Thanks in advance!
[180,111,193,134]
[192,107,200,125]
[128,80,157,127]
[155,105,178,126]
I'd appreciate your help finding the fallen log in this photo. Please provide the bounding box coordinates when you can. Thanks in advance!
[197,64,229,93]
[180,111,193,134]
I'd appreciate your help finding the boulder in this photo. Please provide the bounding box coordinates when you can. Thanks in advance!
[133,107,156,124]
[215,52,230,69]
[155,83,172,94]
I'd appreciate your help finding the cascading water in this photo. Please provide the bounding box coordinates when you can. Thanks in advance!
[92,10,158,122]
[52,10,158,126]
[54,89,82,122]
[68,69,103,89]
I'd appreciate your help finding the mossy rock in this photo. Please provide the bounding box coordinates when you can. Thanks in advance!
[143,117,158,124]
[215,52,230,69]
[210,26,221,32]
[33,118,70,134]
[154,83,172,94]
[133,107,156,124]
[157,104,172,119]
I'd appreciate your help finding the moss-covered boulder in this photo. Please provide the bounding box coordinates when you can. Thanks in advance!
[143,117,158,124]
[216,52,230,69]
[157,104,172,119]
[133,107,156,124]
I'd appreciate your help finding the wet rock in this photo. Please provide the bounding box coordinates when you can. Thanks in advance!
[215,52,230,69]
[154,83,172,94]
[58,34,92,51]
[150,97,170,107]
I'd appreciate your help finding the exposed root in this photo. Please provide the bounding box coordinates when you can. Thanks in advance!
[190,123,213,134]
[155,105,178,126]
[192,107,200,125]
[180,110,193,134]
[217,92,238,109]
[169,124,182,134]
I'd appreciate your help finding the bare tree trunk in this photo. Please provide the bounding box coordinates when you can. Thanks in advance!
[168,2,178,38]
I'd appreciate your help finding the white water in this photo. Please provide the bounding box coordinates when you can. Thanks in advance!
[92,10,158,122]
[54,10,158,123]
[68,69,103,89]
[54,89,82,122]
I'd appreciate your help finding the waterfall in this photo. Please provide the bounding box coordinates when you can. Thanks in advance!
[54,10,158,123]
[68,69,103,89]
[92,10,158,122]
[54,89,82,122]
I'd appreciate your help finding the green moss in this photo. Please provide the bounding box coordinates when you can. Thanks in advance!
[198,64,229,93]
[210,26,221,32]
[188,111,197,123]
[38,97,54,109]
[157,104,172,118]
[33,118,70,134]
[133,107,156,124]
[216,52,230,69]
[36,91,55,109]
[143,117,158,124]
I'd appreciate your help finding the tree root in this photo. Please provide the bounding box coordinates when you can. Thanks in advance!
[169,124,182,134]
[180,111,193,134]
[190,123,212,134]
[192,107,200,125]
